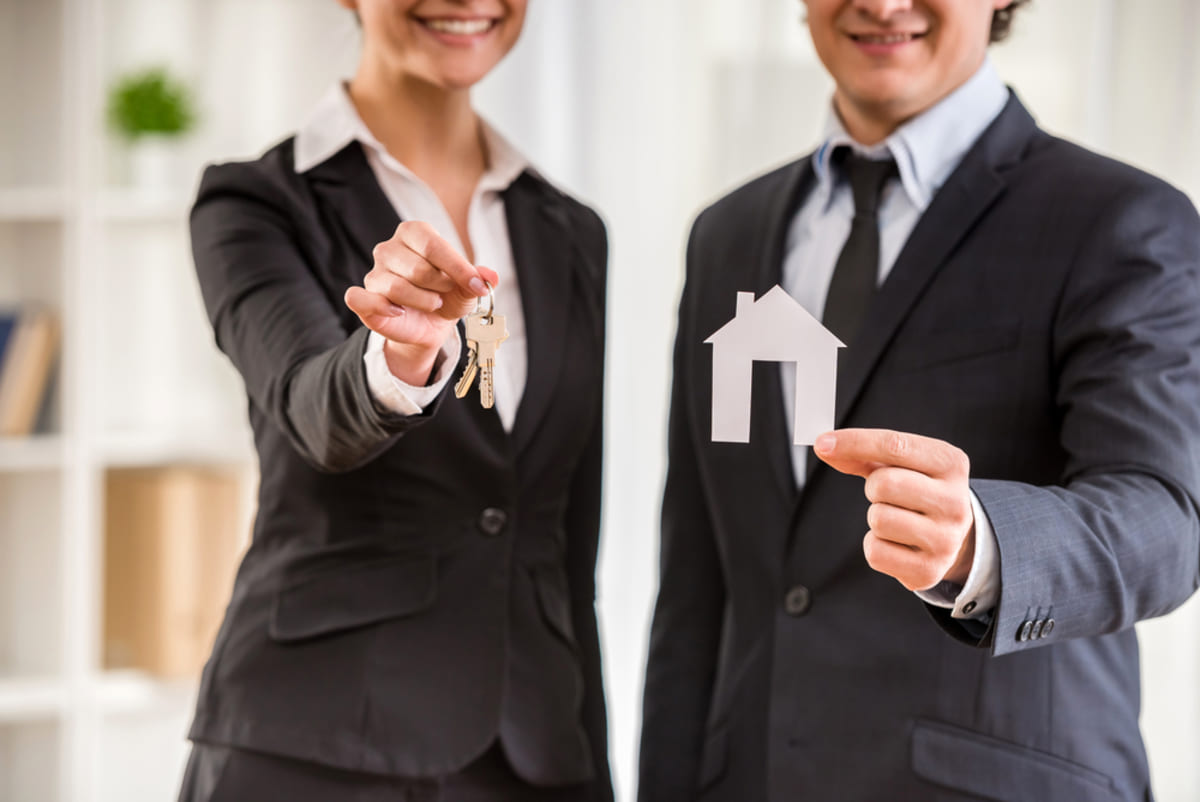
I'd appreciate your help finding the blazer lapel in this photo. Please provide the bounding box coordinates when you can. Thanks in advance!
[832,96,1038,428]
[305,142,400,275]
[506,172,576,458]
[803,94,1037,487]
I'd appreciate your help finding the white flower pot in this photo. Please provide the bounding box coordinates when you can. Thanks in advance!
[128,135,181,190]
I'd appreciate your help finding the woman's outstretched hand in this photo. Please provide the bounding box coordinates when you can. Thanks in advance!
[345,220,498,384]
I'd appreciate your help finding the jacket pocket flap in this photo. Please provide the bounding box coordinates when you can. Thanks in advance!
[269,552,437,642]
[532,566,578,650]
[911,720,1119,802]
[698,724,728,791]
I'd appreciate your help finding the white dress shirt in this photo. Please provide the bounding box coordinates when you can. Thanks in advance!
[294,84,531,432]
[780,59,1009,619]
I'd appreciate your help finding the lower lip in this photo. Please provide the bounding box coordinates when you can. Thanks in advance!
[418,20,499,47]
[852,36,920,56]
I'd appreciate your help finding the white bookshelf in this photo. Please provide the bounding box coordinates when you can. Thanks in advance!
[0,677,67,721]
[0,189,69,222]
[0,435,66,472]
[0,1,357,799]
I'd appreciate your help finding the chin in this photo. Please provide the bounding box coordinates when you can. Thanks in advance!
[438,69,492,91]
[419,58,494,91]
[850,77,923,111]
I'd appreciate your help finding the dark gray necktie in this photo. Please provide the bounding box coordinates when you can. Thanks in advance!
[821,148,897,346]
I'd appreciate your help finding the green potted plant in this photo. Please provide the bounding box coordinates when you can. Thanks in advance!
[106,66,197,188]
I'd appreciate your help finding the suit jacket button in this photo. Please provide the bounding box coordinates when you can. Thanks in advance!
[1041,618,1055,637]
[1031,619,1044,639]
[477,507,508,536]
[784,585,811,617]
[1017,621,1033,642]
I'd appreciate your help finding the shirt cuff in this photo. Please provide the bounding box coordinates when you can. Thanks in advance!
[363,329,462,415]
[915,489,1000,620]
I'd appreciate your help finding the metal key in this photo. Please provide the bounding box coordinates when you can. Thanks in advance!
[453,342,479,399]
[463,311,508,409]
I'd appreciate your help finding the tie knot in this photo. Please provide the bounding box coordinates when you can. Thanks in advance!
[835,147,897,217]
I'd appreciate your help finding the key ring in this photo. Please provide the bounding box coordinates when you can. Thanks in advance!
[476,280,495,323]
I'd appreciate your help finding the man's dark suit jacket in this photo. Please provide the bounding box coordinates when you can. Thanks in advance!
[187,138,612,800]
[639,94,1200,801]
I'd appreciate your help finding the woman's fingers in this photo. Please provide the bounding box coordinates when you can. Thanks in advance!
[362,268,444,313]
[393,221,489,298]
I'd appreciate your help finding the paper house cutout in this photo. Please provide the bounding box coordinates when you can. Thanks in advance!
[704,285,844,445]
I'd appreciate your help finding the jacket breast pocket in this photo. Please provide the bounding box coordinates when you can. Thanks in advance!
[892,327,1020,373]
[911,719,1121,802]
[268,552,437,642]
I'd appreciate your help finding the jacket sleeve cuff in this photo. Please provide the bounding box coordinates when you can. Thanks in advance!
[915,489,1000,620]
[363,329,462,414]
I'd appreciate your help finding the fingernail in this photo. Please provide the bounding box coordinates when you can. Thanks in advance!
[389,303,406,315]
[814,433,836,454]
[430,296,443,310]
[468,277,487,295]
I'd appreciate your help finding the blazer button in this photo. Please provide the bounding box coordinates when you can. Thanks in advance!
[784,585,811,617]
[1041,618,1055,638]
[1016,621,1032,642]
[1031,619,1044,639]
[477,507,508,537]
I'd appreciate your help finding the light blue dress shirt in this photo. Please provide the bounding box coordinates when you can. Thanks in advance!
[780,58,1009,619]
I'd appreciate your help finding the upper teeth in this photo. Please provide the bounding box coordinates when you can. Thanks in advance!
[860,34,914,43]
[426,18,493,35]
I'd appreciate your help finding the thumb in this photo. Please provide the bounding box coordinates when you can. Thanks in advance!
[813,431,880,479]
[441,265,500,321]
[476,265,500,289]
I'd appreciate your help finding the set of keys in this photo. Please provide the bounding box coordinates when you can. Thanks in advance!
[454,281,508,409]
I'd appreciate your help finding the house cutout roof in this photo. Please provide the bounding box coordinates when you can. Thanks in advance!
[705,286,844,355]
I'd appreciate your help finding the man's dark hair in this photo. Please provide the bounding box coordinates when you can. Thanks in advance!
[991,0,1032,43]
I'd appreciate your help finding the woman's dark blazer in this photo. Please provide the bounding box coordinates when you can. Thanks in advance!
[187,137,611,800]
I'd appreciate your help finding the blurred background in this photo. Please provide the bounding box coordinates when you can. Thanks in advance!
[0,0,1197,800]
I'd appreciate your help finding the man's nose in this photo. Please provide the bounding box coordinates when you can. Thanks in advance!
[851,0,915,20]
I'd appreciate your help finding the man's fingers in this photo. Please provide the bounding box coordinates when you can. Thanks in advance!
[812,431,881,478]
[862,531,946,592]
[864,466,966,521]
[395,221,488,297]
[814,428,969,479]
[866,502,941,552]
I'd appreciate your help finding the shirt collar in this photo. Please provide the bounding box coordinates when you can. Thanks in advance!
[812,58,1009,211]
[293,83,531,192]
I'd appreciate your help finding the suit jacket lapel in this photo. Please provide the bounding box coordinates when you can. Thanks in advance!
[506,172,576,458]
[803,94,1037,487]
[305,142,400,276]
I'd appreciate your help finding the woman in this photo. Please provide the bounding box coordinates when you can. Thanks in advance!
[178,1,610,799]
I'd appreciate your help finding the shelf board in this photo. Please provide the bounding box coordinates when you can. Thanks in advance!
[98,189,192,223]
[0,435,66,472]
[95,430,254,468]
[0,676,67,721]
[92,670,197,715]
[0,187,67,221]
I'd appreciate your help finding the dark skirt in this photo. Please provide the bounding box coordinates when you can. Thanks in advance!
[178,741,595,802]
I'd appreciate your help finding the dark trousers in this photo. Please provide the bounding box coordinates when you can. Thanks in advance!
[178,741,594,802]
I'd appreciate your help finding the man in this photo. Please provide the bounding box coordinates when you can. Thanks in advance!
[639,1,1200,800]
